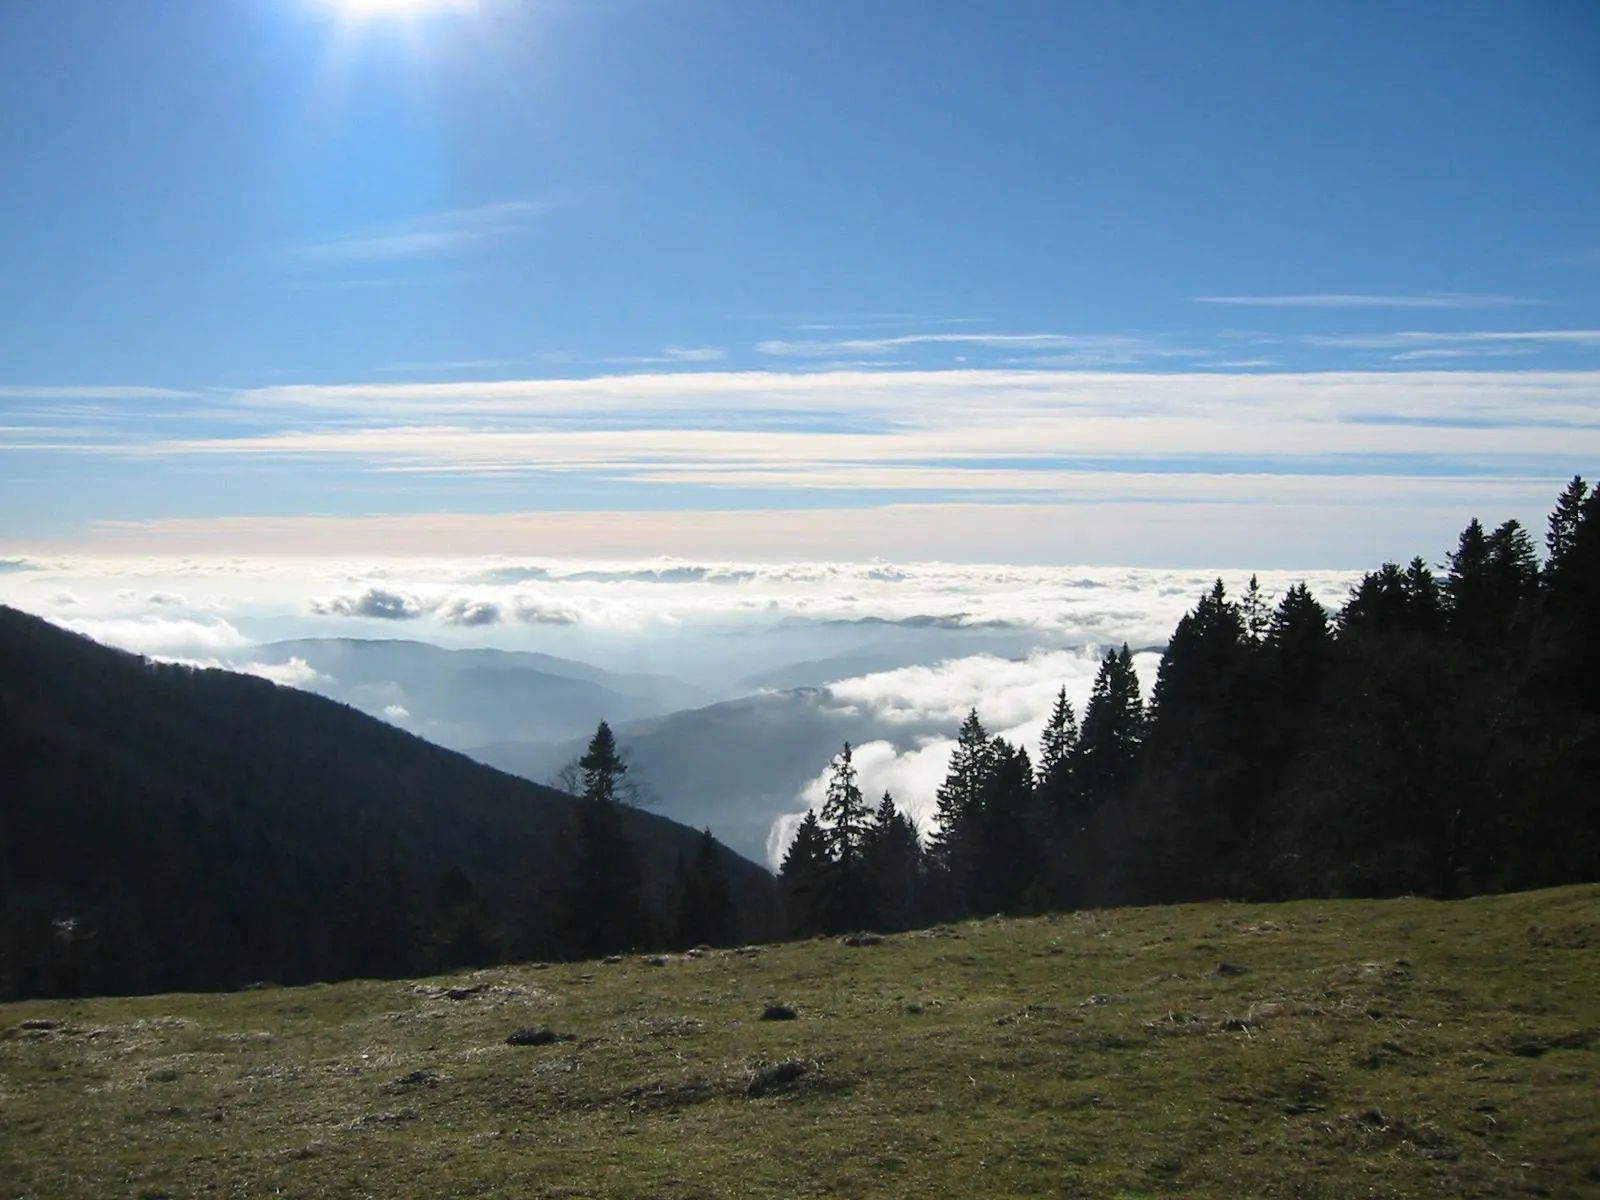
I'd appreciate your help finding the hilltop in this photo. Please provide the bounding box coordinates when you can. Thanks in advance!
[1,885,1595,1198]
[0,605,776,1001]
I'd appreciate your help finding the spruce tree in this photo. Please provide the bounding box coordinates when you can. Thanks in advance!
[929,710,993,907]
[1242,573,1270,643]
[1545,475,1590,580]
[674,828,736,948]
[1075,645,1144,806]
[1037,687,1079,792]
[819,743,872,931]
[563,722,650,959]
[778,810,830,937]
[1265,582,1331,700]
[864,792,923,932]
[970,738,1039,914]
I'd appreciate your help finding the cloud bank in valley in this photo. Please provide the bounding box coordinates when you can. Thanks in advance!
[0,556,1362,664]
[765,647,1163,868]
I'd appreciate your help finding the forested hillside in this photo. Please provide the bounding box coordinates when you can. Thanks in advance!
[781,478,1600,935]
[0,610,776,1001]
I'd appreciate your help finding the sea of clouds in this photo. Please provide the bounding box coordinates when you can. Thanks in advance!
[2,553,1367,866]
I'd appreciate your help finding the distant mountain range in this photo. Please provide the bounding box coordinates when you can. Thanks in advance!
[248,637,711,749]
[473,688,953,865]
[0,607,774,1001]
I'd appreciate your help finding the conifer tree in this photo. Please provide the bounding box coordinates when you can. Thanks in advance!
[819,743,872,930]
[778,810,830,937]
[1035,686,1081,895]
[1545,475,1590,580]
[1149,580,1247,741]
[673,828,736,948]
[864,792,923,932]
[929,709,993,904]
[579,721,627,804]
[1402,557,1444,630]
[1037,687,1079,792]
[1075,645,1144,806]
[1265,582,1331,700]
[970,738,1039,914]
[563,722,650,958]
[1242,573,1270,643]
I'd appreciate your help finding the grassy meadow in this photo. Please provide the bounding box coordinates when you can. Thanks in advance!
[2,885,1597,1199]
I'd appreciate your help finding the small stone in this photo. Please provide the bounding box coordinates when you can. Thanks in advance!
[505,1027,561,1047]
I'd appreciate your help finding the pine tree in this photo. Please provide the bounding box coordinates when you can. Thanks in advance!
[929,710,993,906]
[1264,582,1331,700]
[673,828,736,948]
[1037,687,1079,792]
[1242,574,1270,643]
[563,722,650,959]
[778,810,830,937]
[579,721,627,804]
[970,738,1039,914]
[1075,645,1144,806]
[1545,475,1590,580]
[819,743,872,931]
[864,792,923,932]
[1149,580,1247,742]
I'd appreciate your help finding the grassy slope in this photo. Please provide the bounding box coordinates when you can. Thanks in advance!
[2,885,1596,1199]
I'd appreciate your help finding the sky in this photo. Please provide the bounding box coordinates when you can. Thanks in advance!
[2,0,1598,574]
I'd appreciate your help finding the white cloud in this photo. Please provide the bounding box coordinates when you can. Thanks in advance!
[765,645,1166,867]
[755,332,1174,360]
[49,484,1555,569]
[383,704,411,721]
[242,656,326,688]
[86,368,1593,509]
[310,586,427,620]
[50,616,252,656]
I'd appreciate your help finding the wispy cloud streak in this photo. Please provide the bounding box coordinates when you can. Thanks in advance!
[295,200,562,265]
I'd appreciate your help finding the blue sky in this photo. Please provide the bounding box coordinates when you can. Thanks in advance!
[1,0,1597,565]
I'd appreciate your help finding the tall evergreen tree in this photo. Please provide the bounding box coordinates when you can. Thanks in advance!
[1545,475,1590,580]
[1037,687,1079,794]
[819,743,872,930]
[1265,582,1331,701]
[562,722,650,958]
[929,710,993,906]
[970,738,1040,914]
[864,792,923,932]
[778,810,830,937]
[1075,645,1144,805]
[673,828,737,948]
[1149,579,1248,742]
[579,721,627,804]
[1242,573,1270,643]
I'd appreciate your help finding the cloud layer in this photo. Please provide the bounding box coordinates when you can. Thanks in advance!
[766,646,1165,867]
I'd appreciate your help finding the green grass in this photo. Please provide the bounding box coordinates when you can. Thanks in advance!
[3,886,1598,1199]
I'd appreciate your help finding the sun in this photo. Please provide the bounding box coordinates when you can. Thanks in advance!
[318,0,477,17]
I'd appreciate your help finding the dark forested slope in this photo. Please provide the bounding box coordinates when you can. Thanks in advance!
[0,607,774,1001]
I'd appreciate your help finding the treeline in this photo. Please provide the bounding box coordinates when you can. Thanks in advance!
[781,478,1600,934]
[0,610,771,1002]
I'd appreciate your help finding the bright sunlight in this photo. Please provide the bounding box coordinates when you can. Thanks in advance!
[317,0,477,17]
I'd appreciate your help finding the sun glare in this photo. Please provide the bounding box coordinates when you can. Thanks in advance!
[320,0,477,17]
